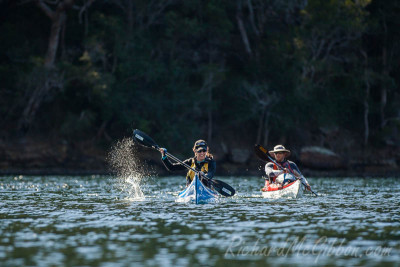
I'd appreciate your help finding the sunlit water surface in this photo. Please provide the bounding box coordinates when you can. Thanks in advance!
[0,176,399,266]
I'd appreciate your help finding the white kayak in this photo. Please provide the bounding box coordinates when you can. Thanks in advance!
[261,173,305,199]
[176,173,219,204]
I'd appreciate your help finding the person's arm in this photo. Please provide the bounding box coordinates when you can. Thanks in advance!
[159,148,189,172]
[287,161,302,177]
[204,160,216,179]
[288,161,311,190]
[162,157,190,172]
[265,162,282,177]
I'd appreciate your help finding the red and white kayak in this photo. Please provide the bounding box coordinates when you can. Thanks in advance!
[261,174,304,199]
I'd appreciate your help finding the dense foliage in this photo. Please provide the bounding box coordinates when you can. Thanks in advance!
[0,0,399,157]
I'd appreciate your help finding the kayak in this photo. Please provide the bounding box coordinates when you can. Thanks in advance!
[176,173,219,204]
[261,173,304,199]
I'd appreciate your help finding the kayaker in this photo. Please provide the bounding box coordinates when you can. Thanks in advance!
[159,140,216,187]
[264,145,311,190]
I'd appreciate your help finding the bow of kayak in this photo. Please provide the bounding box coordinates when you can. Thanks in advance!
[176,174,219,204]
[261,174,304,199]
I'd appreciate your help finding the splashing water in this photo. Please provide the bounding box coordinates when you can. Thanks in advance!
[109,138,152,200]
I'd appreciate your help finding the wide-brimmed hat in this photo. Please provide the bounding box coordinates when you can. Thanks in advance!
[269,145,291,157]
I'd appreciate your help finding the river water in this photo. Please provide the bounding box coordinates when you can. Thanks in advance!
[0,175,399,266]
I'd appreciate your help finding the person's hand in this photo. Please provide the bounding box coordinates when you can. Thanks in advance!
[159,148,167,157]
[283,168,289,173]
[199,171,209,179]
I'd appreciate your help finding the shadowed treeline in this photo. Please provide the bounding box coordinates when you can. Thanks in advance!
[0,0,399,174]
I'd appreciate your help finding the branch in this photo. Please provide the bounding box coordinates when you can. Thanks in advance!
[77,0,95,24]
[145,0,173,28]
[59,0,75,10]
[17,0,36,5]
[112,0,124,10]
[36,0,56,20]
[236,0,252,56]
[247,0,259,36]
[35,0,74,20]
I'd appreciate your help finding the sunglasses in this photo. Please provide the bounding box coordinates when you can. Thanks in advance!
[275,152,284,155]
[197,149,207,153]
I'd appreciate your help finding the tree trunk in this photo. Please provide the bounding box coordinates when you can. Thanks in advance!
[236,0,252,56]
[361,50,370,146]
[256,108,266,145]
[18,76,48,134]
[363,62,370,146]
[363,80,370,146]
[44,12,65,68]
[207,86,213,144]
[127,0,134,36]
[17,1,74,133]
[380,86,387,128]
[263,109,270,146]
[203,72,214,143]
[380,18,389,129]
[18,70,64,133]
[380,46,388,128]
[37,0,75,68]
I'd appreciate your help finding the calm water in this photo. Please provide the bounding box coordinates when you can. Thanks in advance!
[0,175,399,267]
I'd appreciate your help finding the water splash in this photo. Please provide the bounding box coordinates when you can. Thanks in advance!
[109,138,152,200]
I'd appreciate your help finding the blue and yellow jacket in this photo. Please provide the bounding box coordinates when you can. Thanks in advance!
[162,156,216,186]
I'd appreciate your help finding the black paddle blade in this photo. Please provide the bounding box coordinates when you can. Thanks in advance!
[210,179,236,197]
[254,144,269,162]
[133,129,159,149]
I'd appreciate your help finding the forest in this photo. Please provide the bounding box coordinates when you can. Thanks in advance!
[0,0,399,175]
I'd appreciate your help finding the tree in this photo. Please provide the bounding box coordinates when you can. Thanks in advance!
[242,82,278,145]
[17,0,94,134]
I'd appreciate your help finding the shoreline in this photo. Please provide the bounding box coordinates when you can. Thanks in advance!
[1,138,399,178]
[1,167,399,178]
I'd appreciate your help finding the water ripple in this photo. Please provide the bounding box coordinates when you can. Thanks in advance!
[0,175,399,266]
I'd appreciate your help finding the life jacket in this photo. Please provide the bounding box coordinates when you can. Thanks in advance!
[272,160,295,182]
[186,158,209,183]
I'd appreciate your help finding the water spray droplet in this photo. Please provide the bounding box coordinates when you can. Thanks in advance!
[109,138,154,200]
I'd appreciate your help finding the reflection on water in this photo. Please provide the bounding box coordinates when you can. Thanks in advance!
[0,175,399,266]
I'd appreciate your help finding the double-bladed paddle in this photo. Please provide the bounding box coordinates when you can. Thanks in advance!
[254,144,318,196]
[133,129,236,197]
